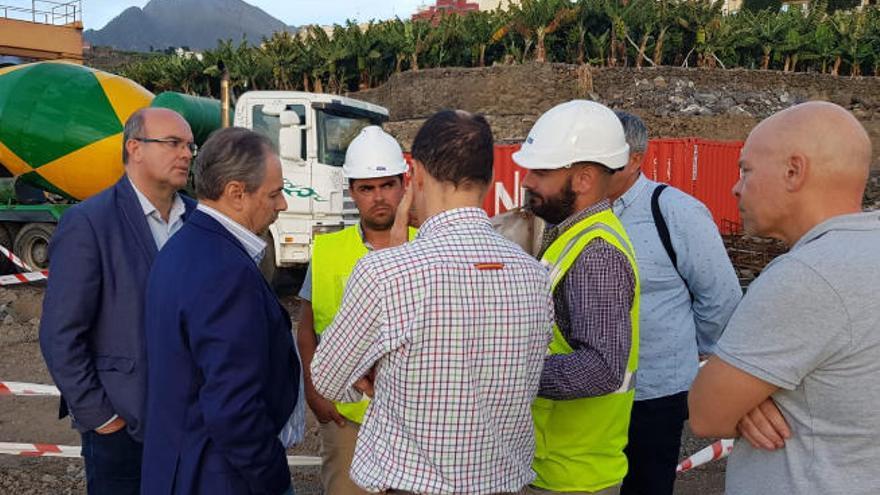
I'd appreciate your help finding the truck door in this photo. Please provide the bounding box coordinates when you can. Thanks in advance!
[250,103,310,217]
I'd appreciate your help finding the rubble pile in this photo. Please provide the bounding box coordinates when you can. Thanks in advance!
[0,286,42,346]
[606,76,806,119]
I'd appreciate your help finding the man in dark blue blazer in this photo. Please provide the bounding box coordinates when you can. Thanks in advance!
[142,127,298,495]
[40,107,197,494]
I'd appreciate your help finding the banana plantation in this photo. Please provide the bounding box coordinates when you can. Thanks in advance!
[119,0,880,98]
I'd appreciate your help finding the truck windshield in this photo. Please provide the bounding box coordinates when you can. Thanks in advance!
[316,109,373,166]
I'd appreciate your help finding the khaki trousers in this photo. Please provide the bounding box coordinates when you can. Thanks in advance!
[319,419,369,495]
[523,484,621,495]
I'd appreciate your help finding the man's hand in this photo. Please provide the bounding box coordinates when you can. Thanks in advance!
[306,389,345,427]
[736,397,790,450]
[389,185,414,247]
[95,416,126,435]
[353,366,376,398]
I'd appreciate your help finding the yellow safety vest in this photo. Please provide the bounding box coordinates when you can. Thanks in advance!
[532,208,641,492]
[311,224,416,424]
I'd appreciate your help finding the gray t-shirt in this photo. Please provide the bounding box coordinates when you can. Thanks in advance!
[716,212,880,495]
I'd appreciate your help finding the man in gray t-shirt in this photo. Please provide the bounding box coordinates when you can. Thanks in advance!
[689,101,879,495]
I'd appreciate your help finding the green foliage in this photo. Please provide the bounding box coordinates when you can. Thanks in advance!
[742,0,782,13]
[118,2,880,97]
[827,0,861,13]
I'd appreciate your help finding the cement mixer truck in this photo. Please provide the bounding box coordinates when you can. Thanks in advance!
[0,61,389,281]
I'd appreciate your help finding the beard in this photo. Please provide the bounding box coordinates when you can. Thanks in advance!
[524,179,577,225]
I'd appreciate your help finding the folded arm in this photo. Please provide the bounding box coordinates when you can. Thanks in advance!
[688,356,779,439]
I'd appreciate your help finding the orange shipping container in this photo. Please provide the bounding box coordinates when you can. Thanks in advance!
[407,138,744,234]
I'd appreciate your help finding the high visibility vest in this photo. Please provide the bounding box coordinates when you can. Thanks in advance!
[311,224,416,424]
[532,208,641,492]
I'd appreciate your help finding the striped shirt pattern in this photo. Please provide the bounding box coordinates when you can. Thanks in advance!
[312,207,554,494]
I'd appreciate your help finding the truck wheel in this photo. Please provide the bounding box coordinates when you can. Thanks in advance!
[13,222,55,271]
[0,223,14,274]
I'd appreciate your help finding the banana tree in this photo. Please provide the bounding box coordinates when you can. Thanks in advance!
[400,18,431,71]
[338,20,382,90]
[424,12,467,68]
[568,0,605,65]
[306,25,346,92]
[741,8,789,69]
[260,31,304,90]
[676,0,726,68]
[830,8,871,76]
[461,10,505,67]
[202,39,273,95]
[505,0,578,63]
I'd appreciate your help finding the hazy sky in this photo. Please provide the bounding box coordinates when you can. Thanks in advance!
[78,0,428,30]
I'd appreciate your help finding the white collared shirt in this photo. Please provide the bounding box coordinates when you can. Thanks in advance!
[195,203,266,264]
[129,178,186,250]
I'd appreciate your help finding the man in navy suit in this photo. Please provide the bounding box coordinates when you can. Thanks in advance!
[141,127,299,495]
[40,107,197,494]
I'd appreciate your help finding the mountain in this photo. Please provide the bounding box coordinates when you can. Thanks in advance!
[84,0,291,52]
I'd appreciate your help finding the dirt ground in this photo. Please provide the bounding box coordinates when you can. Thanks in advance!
[0,282,727,495]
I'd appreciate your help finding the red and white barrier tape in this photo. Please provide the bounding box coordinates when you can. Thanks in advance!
[677,438,735,473]
[0,381,60,397]
[0,270,48,286]
[0,244,35,273]
[0,442,80,458]
[0,442,321,466]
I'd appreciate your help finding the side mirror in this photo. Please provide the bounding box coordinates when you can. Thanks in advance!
[280,110,300,126]
[279,110,303,162]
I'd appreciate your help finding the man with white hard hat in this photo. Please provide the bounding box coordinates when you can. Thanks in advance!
[296,125,415,494]
[514,100,640,495]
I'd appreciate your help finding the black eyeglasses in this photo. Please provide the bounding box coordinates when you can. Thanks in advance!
[134,137,198,156]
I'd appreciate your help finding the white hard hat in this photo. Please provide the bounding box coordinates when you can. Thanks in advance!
[343,126,408,179]
[512,100,630,171]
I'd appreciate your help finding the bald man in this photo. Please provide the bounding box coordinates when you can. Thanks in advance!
[689,101,879,494]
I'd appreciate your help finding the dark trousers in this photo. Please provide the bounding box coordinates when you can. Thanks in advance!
[620,391,688,495]
[80,428,143,495]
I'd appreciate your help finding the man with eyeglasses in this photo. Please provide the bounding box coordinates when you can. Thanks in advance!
[40,107,198,494]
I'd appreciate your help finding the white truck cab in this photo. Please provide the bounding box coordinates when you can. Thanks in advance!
[233,91,389,273]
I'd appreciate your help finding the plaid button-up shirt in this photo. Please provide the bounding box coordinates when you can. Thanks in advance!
[537,200,636,400]
[312,207,554,494]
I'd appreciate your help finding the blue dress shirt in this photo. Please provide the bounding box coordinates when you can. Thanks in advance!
[612,174,741,401]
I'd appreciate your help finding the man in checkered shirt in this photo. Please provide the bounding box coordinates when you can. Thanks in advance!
[312,110,554,495]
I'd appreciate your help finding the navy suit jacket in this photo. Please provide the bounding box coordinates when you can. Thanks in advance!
[39,177,196,440]
[141,209,298,495]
